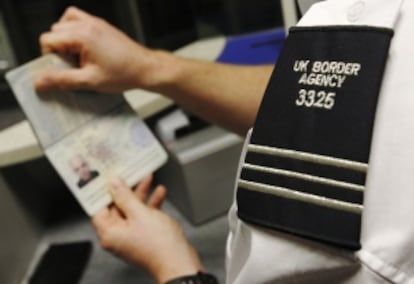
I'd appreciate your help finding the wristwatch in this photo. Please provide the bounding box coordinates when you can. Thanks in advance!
[165,271,219,284]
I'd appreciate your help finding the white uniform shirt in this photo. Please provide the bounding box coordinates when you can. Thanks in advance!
[226,0,414,283]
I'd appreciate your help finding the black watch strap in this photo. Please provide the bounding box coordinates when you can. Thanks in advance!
[165,271,219,284]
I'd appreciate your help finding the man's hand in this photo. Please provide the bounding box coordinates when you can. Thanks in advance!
[35,6,165,94]
[92,176,204,284]
[35,7,272,136]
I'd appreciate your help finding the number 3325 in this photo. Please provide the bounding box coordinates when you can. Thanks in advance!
[295,89,336,110]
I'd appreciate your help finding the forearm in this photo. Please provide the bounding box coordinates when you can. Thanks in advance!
[140,51,274,136]
[36,6,273,136]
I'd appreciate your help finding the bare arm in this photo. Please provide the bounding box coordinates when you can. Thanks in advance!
[35,6,273,136]
[149,53,273,135]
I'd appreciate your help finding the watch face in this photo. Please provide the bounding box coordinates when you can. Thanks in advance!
[164,272,219,284]
[129,119,155,148]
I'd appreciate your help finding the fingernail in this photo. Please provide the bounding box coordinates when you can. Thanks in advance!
[34,78,44,90]
[110,177,123,191]
[35,78,50,92]
[107,183,115,195]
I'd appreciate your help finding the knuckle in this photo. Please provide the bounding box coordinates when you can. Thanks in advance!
[98,232,113,251]
[50,23,60,31]
[100,240,111,251]
[65,6,78,16]
[79,70,95,89]
[96,231,111,249]
[79,23,97,41]
[76,73,90,87]
[94,17,108,27]
[39,33,48,44]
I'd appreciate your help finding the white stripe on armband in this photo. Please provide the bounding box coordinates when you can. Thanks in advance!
[238,179,363,214]
[243,163,365,191]
[248,144,368,172]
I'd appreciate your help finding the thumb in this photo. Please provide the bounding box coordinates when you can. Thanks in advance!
[110,177,142,217]
[35,68,92,92]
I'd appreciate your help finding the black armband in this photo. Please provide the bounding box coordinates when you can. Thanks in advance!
[165,271,219,284]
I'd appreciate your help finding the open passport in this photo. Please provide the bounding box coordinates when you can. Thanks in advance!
[6,54,168,216]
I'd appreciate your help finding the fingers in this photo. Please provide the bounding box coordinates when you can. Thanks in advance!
[148,185,167,209]
[133,176,167,208]
[39,32,76,54]
[110,178,143,217]
[133,175,153,202]
[40,11,93,55]
[92,208,110,228]
[35,68,93,92]
[51,21,79,33]
[59,6,92,22]
[92,208,122,252]
[39,28,83,54]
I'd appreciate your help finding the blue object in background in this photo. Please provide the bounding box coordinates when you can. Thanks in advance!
[216,28,286,65]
